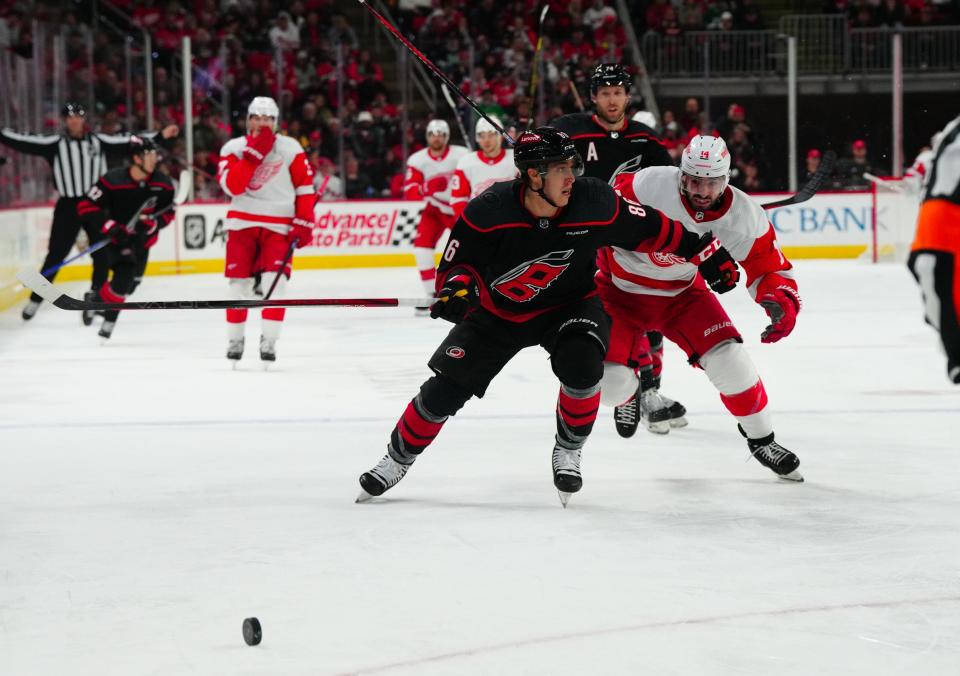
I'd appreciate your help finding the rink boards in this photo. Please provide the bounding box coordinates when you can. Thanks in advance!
[0,190,916,309]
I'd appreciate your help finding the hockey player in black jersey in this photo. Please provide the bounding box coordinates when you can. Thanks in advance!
[76,136,176,340]
[552,63,687,440]
[356,128,740,506]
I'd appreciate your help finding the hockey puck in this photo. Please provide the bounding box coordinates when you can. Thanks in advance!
[242,617,262,646]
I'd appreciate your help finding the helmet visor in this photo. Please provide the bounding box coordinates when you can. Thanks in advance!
[680,172,725,194]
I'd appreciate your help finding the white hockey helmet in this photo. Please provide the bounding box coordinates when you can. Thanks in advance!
[632,110,657,129]
[426,119,450,139]
[679,134,731,201]
[247,96,280,130]
[475,115,502,140]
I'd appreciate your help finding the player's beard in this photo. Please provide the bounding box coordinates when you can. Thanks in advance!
[597,106,626,127]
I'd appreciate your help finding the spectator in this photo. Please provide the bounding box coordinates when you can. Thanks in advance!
[715,103,751,142]
[834,139,886,190]
[662,120,685,162]
[328,13,359,53]
[677,0,707,30]
[343,155,374,198]
[269,11,301,52]
[736,0,764,30]
[680,97,701,134]
[583,0,617,31]
[645,0,671,33]
[315,156,344,201]
[802,149,822,183]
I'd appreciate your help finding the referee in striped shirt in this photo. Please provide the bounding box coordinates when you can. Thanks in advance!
[0,102,178,320]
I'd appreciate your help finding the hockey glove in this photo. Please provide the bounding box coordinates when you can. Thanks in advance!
[243,126,275,164]
[140,217,160,249]
[288,217,313,248]
[101,219,129,244]
[430,272,480,323]
[688,234,739,294]
[759,286,801,343]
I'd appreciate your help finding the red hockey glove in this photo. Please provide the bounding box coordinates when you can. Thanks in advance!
[101,219,128,244]
[759,286,801,343]
[430,272,480,323]
[243,126,275,164]
[288,217,313,248]
[688,234,739,294]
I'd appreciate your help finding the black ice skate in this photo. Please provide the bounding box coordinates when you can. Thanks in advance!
[227,337,244,367]
[81,290,98,326]
[98,320,116,342]
[747,432,803,482]
[356,448,415,502]
[21,299,40,321]
[259,335,276,367]
[661,393,688,428]
[639,388,672,434]
[552,439,583,508]
[613,386,640,438]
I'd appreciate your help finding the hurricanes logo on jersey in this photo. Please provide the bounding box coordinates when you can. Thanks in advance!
[249,160,283,190]
[492,250,573,302]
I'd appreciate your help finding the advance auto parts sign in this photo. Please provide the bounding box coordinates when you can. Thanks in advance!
[172,201,427,260]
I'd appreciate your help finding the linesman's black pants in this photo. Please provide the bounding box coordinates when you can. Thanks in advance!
[908,249,960,384]
[32,196,108,303]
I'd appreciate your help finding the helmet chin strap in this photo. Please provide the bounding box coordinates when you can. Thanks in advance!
[532,171,561,208]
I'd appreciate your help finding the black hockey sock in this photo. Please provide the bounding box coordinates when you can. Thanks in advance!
[556,383,601,449]
[389,394,448,462]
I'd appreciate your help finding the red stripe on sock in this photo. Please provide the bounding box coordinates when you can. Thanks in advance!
[226,308,247,323]
[262,308,285,321]
[557,388,601,427]
[419,268,437,281]
[720,380,768,417]
[98,283,124,303]
[398,401,444,439]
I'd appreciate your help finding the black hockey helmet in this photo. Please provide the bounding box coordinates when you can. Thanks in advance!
[129,135,159,159]
[514,127,584,178]
[61,101,86,117]
[590,63,631,94]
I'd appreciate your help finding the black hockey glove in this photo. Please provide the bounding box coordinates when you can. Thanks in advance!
[688,233,739,294]
[430,271,480,323]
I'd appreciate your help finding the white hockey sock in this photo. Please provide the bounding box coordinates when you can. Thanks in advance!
[227,278,255,340]
[600,362,639,406]
[262,318,283,341]
[700,340,773,439]
[414,246,437,297]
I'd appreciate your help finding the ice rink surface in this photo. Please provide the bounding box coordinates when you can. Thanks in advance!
[1,260,958,675]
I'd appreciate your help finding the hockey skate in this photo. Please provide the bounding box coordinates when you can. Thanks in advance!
[21,299,40,321]
[356,448,415,502]
[660,392,689,428]
[613,386,640,438]
[747,432,803,482]
[552,439,583,508]
[639,388,672,434]
[98,320,116,342]
[259,335,276,367]
[226,337,244,368]
[81,290,98,326]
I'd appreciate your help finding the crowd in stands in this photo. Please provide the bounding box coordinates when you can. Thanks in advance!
[1,0,957,203]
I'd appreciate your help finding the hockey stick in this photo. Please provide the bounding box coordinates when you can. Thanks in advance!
[16,270,435,312]
[263,239,297,300]
[357,0,515,144]
[529,5,550,100]
[569,80,585,112]
[760,150,837,210]
[441,84,473,150]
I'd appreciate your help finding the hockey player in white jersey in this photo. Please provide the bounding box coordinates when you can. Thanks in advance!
[217,97,316,365]
[404,119,469,310]
[449,115,518,218]
[598,135,804,481]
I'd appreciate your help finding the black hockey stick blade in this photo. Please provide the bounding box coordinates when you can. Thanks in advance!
[16,270,434,311]
[761,150,837,210]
